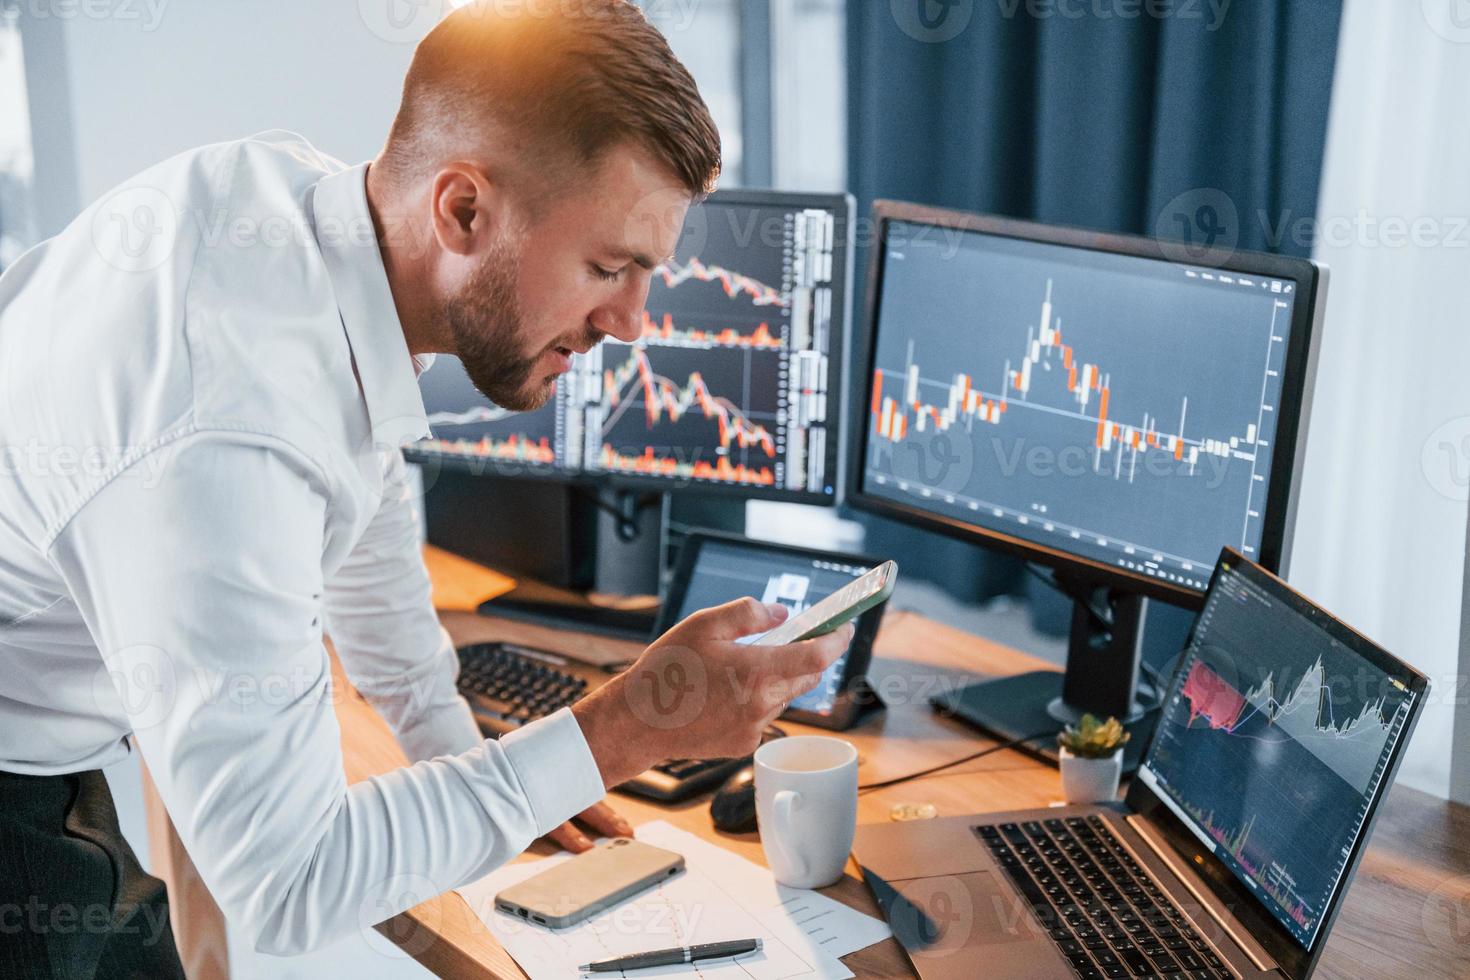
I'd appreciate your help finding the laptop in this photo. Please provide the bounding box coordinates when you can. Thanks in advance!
[853,549,1429,980]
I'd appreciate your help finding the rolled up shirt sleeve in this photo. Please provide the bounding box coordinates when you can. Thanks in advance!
[47,434,606,955]
[322,448,481,762]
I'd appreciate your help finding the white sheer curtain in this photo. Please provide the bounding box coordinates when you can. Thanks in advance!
[1289,0,1470,801]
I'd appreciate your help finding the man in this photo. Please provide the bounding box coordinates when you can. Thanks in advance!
[0,2,850,975]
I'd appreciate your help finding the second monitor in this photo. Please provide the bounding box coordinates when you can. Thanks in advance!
[413,189,854,505]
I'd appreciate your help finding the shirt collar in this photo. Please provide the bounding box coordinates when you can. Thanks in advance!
[311,162,430,448]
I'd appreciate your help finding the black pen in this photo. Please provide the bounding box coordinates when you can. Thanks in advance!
[579,938,763,973]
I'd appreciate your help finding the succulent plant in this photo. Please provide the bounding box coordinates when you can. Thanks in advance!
[1057,713,1130,759]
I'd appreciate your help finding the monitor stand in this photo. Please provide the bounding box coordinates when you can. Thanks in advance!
[427,474,751,644]
[931,570,1159,774]
[475,580,662,642]
[475,487,668,642]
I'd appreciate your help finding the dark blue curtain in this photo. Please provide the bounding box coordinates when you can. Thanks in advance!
[844,0,1343,641]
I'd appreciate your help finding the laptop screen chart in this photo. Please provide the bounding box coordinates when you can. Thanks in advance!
[1140,563,1417,949]
[674,541,868,714]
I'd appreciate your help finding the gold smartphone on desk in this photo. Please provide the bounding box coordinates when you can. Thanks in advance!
[494,839,685,929]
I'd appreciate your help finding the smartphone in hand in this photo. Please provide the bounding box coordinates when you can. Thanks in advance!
[745,560,897,646]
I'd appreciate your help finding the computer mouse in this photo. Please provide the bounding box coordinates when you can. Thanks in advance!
[709,763,758,834]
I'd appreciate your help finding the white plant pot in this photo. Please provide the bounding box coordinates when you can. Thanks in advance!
[1059,746,1123,804]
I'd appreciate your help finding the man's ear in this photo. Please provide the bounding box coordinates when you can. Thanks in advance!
[428,163,507,257]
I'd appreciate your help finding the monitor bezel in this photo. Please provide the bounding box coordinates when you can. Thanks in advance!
[845,199,1324,606]
[1126,548,1431,980]
[595,189,855,506]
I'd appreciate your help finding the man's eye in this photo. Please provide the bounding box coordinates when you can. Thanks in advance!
[592,264,622,282]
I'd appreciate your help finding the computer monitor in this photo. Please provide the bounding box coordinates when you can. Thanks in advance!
[408,191,853,636]
[416,356,573,479]
[409,189,854,505]
[847,200,1327,768]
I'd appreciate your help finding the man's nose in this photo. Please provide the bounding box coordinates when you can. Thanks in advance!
[593,278,650,344]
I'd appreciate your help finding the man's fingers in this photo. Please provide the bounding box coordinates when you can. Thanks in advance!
[679,596,789,642]
[771,622,855,679]
[547,821,594,853]
[576,801,634,839]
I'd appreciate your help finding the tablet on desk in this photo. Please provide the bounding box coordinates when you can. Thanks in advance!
[658,531,891,729]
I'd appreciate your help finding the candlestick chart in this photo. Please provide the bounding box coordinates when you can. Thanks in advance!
[861,223,1299,584]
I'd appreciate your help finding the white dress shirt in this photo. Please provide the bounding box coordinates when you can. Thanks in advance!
[0,132,606,954]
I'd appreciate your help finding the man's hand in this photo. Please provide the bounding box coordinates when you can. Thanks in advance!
[570,597,854,789]
[545,800,634,853]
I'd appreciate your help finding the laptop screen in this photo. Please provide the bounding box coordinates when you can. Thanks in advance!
[1137,556,1421,951]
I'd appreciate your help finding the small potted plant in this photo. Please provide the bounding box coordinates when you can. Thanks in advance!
[1057,714,1129,804]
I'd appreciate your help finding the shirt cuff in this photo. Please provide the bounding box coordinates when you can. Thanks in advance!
[498,707,605,835]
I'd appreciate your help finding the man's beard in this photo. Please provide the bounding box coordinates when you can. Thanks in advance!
[444,241,555,412]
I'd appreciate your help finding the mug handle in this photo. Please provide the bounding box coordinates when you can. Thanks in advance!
[770,789,807,882]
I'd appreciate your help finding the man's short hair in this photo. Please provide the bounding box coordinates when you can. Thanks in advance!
[379,0,721,202]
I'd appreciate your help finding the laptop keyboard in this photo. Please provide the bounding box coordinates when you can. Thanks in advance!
[975,815,1234,980]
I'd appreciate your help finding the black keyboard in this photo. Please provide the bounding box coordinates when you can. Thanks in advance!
[975,815,1234,980]
[457,641,588,733]
[456,641,749,802]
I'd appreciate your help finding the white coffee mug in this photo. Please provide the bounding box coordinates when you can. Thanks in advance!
[754,735,859,889]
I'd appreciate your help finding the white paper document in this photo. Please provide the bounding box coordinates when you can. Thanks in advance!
[634,822,892,962]
[454,820,890,979]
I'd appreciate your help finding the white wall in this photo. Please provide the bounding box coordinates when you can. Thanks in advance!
[1291,0,1470,802]
[23,0,432,235]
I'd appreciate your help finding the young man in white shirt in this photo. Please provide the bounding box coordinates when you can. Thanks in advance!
[0,3,851,975]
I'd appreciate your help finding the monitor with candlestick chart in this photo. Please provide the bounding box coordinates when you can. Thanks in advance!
[410,190,852,505]
[850,200,1326,772]
[852,204,1324,601]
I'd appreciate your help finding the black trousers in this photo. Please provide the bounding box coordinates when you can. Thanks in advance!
[0,768,187,980]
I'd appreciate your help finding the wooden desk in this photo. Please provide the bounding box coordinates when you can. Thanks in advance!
[152,548,1470,979]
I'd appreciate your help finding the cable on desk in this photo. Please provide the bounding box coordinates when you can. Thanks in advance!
[857,731,1055,794]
